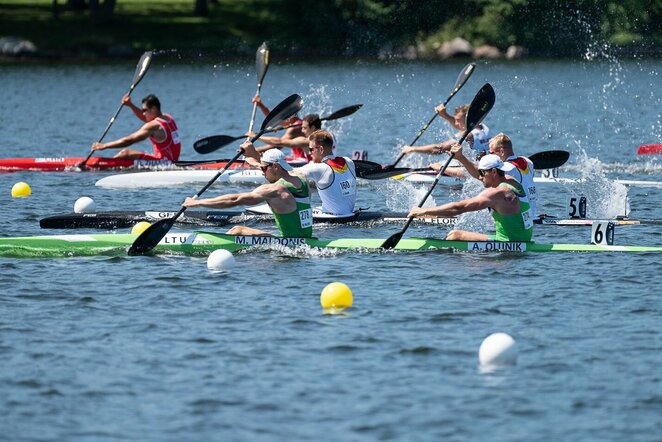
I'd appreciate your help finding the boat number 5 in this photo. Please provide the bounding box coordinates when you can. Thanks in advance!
[352,150,368,161]
[591,221,614,245]
[567,196,587,219]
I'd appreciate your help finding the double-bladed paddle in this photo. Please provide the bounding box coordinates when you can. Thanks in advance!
[388,62,476,169]
[381,83,496,250]
[193,104,363,154]
[356,150,571,180]
[529,150,570,170]
[77,51,153,169]
[128,94,303,256]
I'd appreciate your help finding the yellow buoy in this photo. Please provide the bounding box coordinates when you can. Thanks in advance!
[131,221,152,235]
[320,282,353,309]
[11,182,32,198]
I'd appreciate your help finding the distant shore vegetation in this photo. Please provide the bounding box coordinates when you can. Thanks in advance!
[1,0,660,61]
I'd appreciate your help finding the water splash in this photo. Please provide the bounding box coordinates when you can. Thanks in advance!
[560,150,630,218]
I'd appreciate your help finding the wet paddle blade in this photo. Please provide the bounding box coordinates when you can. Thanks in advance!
[459,83,495,144]
[530,150,570,170]
[253,94,303,140]
[256,42,270,86]
[444,62,476,105]
[193,135,243,154]
[358,167,413,180]
[323,104,363,121]
[132,51,153,90]
[128,217,177,256]
[381,230,404,250]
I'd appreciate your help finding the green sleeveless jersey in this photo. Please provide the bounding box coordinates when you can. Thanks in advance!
[490,182,533,241]
[273,177,313,238]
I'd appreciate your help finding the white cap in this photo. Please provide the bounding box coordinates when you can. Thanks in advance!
[260,149,292,171]
[477,154,508,171]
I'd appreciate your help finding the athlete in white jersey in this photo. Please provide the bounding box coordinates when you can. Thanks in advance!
[241,130,357,217]
[400,103,491,158]
[292,130,357,216]
[447,133,538,216]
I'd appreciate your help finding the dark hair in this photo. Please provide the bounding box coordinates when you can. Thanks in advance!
[142,94,161,110]
[303,113,321,130]
[308,130,334,149]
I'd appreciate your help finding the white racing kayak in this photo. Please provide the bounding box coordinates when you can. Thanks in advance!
[401,173,662,188]
[96,168,466,189]
[96,168,266,189]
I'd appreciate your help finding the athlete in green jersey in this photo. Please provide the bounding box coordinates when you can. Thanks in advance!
[407,154,533,241]
[183,146,313,238]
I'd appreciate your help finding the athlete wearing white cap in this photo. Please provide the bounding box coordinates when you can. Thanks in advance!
[182,140,312,238]
[408,154,533,241]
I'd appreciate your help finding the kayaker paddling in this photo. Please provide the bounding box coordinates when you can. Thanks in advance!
[91,94,181,161]
[182,146,313,238]
[408,154,533,241]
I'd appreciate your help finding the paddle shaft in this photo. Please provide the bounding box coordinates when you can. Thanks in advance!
[193,104,362,155]
[391,62,476,168]
[81,52,152,168]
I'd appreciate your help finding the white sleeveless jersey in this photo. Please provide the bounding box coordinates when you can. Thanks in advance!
[293,156,357,216]
[502,155,537,216]
[469,123,491,153]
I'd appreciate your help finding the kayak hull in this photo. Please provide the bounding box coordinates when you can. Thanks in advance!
[1,232,660,258]
[38,210,661,230]
[0,157,253,172]
[637,144,662,155]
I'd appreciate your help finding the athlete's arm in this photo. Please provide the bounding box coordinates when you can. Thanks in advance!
[91,121,156,151]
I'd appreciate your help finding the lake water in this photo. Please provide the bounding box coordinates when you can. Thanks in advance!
[0,56,661,441]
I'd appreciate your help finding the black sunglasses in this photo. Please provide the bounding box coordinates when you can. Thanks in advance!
[478,168,494,177]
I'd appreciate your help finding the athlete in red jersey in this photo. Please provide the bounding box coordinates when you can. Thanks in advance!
[91,94,181,161]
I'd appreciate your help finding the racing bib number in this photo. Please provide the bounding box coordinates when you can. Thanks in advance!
[171,130,181,144]
[521,209,533,230]
[299,208,313,228]
[339,179,355,197]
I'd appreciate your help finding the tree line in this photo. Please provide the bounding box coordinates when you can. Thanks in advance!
[46,0,662,57]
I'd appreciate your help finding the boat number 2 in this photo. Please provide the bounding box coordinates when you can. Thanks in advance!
[352,150,368,161]
[567,196,587,219]
[591,221,614,245]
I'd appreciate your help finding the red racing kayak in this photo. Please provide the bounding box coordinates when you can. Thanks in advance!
[0,157,255,172]
[637,144,662,155]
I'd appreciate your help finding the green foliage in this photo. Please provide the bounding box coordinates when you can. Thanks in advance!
[0,0,659,58]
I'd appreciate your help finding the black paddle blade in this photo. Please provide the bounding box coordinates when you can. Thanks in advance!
[256,42,269,86]
[128,217,176,256]
[324,104,363,121]
[530,150,570,170]
[358,167,412,180]
[381,231,404,250]
[445,62,476,104]
[459,83,495,144]
[193,135,243,154]
[255,94,303,139]
[132,51,153,88]
[353,159,383,173]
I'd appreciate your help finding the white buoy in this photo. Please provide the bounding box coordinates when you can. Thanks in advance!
[74,196,96,213]
[479,332,518,367]
[207,249,236,271]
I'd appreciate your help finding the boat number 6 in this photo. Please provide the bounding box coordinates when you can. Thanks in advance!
[591,221,614,245]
